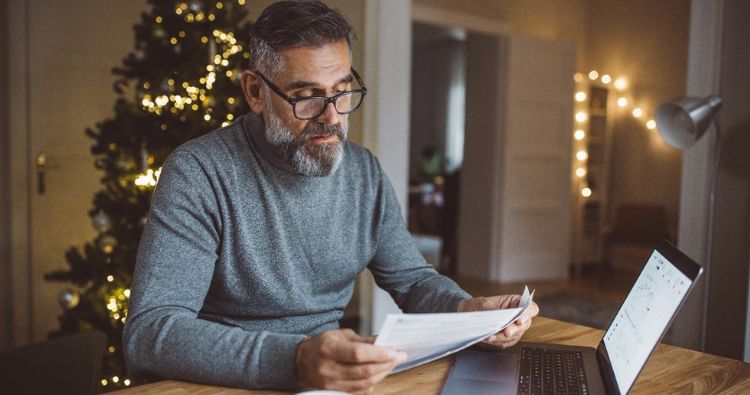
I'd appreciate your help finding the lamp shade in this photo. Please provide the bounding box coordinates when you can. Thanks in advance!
[655,95,722,150]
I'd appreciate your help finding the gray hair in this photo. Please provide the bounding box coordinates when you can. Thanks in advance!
[248,0,355,78]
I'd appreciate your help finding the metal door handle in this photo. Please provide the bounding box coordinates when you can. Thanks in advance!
[36,152,46,195]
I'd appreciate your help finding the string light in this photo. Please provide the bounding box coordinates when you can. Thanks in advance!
[107,275,114,282]
[135,168,162,187]
[614,77,628,91]
[572,69,664,209]
[105,288,130,323]
[124,379,132,386]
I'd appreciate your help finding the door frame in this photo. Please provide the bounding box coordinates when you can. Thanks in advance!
[5,0,32,347]
[0,0,14,349]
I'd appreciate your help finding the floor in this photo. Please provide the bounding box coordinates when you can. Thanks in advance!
[451,266,638,304]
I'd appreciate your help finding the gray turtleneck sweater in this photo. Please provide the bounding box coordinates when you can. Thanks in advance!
[123,114,471,390]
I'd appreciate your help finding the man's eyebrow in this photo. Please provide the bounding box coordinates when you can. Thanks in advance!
[285,73,354,91]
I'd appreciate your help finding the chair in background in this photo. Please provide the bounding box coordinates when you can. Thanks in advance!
[603,204,672,273]
[0,331,107,395]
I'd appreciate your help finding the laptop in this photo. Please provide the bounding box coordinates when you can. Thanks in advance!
[441,239,703,395]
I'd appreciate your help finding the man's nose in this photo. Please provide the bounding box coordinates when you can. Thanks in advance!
[316,102,340,124]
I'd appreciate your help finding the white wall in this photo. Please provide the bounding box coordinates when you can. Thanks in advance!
[587,0,689,232]
[359,0,413,335]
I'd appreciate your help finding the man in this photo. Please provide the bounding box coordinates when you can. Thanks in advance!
[123,1,538,393]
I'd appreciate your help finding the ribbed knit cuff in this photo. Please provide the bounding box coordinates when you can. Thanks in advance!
[257,332,307,390]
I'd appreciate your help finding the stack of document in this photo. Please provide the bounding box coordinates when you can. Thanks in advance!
[374,286,534,373]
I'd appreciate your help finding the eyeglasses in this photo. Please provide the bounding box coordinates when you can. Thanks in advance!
[256,68,367,120]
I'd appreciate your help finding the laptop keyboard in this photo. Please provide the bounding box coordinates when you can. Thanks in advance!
[518,346,589,395]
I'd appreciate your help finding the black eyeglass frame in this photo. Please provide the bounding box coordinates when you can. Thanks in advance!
[255,68,368,120]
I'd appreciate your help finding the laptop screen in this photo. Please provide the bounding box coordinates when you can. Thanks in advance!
[602,247,695,394]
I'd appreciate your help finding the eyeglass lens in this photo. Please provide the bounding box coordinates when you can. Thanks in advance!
[295,91,364,119]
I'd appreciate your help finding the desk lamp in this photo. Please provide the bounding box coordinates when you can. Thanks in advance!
[655,96,722,149]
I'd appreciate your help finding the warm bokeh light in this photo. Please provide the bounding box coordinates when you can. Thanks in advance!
[575,112,588,123]
[574,130,585,140]
[575,91,587,102]
[632,108,643,118]
[581,187,592,198]
[574,73,584,82]
[614,77,628,91]
[617,97,628,108]
[576,150,588,161]
[601,74,612,84]
[575,168,587,178]
[588,70,599,80]
[647,120,657,129]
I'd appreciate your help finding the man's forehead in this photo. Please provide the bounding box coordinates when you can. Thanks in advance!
[276,42,352,85]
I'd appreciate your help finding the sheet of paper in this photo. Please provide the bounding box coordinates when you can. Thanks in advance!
[374,286,534,373]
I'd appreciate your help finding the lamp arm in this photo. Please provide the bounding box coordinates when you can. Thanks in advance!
[700,115,722,351]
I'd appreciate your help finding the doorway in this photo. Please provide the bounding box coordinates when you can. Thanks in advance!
[408,22,576,283]
[408,22,466,275]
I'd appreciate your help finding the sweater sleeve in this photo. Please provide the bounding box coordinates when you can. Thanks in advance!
[367,167,472,314]
[123,151,305,390]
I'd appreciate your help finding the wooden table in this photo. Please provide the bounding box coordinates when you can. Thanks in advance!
[113,316,750,394]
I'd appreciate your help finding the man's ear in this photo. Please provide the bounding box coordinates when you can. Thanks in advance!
[241,70,264,115]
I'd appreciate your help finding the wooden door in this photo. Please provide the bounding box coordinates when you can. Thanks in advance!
[496,35,576,282]
[459,34,575,283]
[8,0,146,343]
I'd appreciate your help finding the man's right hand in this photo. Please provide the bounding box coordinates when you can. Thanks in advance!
[296,328,407,394]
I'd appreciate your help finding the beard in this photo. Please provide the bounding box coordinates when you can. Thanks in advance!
[263,102,348,177]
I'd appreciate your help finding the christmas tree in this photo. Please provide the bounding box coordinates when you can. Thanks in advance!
[44,0,252,390]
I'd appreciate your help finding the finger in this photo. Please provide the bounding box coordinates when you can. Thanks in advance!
[513,305,538,329]
[332,341,405,364]
[336,357,405,380]
[488,294,521,309]
[482,338,519,349]
[517,302,539,322]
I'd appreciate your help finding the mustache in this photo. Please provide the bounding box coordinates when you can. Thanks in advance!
[301,122,346,141]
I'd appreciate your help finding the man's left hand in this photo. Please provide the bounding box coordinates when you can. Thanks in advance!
[457,294,539,349]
